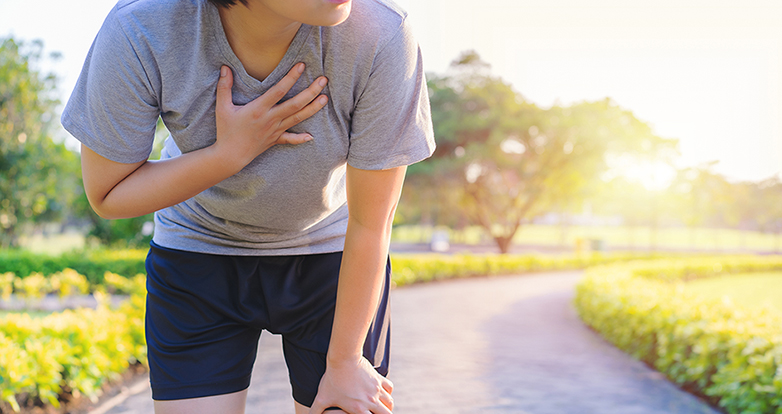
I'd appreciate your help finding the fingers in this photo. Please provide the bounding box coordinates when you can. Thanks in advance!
[381,378,393,394]
[257,62,307,107]
[372,401,393,414]
[277,132,313,145]
[279,94,329,132]
[379,392,394,412]
[215,66,234,113]
[274,75,328,120]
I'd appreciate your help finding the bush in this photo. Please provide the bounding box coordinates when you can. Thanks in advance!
[0,249,147,286]
[574,256,782,414]
[0,274,146,412]
[2,248,665,290]
[0,248,671,412]
[390,251,668,286]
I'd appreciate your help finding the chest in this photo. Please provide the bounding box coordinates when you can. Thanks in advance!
[232,45,288,82]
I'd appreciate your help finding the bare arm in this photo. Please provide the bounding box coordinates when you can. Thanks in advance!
[309,164,407,414]
[82,64,328,219]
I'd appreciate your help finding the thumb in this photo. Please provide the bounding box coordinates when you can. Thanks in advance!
[216,65,234,112]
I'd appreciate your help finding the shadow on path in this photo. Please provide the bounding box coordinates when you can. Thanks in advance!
[481,290,721,414]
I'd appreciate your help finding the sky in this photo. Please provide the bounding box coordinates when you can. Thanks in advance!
[1,0,781,183]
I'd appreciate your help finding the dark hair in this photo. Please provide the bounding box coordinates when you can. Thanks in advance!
[207,0,248,8]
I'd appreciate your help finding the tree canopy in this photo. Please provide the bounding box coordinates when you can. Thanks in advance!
[405,51,678,253]
[0,36,79,248]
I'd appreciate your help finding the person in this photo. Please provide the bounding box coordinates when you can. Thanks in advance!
[61,0,435,412]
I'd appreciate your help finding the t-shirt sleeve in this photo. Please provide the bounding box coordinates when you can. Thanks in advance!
[346,18,436,171]
[61,7,160,163]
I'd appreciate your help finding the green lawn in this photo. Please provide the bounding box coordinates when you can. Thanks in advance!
[683,272,782,311]
[0,310,53,319]
[18,232,86,255]
[392,224,781,252]
[16,224,781,256]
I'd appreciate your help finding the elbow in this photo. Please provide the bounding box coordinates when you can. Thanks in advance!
[87,199,116,220]
[86,195,128,220]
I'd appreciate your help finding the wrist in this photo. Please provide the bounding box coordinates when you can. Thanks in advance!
[207,140,249,176]
[326,351,363,368]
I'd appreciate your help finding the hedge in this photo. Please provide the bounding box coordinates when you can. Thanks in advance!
[0,249,672,412]
[0,274,146,412]
[1,249,670,291]
[0,249,148,286]
[390,251,670,286]
[574,256,782,414]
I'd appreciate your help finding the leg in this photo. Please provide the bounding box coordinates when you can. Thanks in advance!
[155,389,248,414]
[273,253,392,412]
[144,244,265,408]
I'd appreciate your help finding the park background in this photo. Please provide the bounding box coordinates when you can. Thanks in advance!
[2,0,782,413]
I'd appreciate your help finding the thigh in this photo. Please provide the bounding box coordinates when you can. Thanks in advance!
[144,242,266,401]
[275,253,392,408]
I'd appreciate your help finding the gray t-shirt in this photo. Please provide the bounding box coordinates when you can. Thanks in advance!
[62,0,435,255]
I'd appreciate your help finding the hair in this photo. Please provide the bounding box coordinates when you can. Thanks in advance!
[206,0,249,8]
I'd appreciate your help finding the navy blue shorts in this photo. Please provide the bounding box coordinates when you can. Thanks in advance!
[144,242,391,407]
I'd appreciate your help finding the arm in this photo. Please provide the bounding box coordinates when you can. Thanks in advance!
[309,164,406,414]
[82,64,328,219]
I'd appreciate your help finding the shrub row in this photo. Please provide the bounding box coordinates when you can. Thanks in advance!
[2,249,667,291]
[574,256,782,414]
[0,274,146,413]
[390,251,669,286]
[0,249,148,286]
[1,269,139,299]
[0,249,669,412]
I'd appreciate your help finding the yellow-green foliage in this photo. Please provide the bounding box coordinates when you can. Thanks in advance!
[0,273,146,412]
[390,251,667,286]
[574,256,782,414]
[49,269,90,298]
[0,249,148,286]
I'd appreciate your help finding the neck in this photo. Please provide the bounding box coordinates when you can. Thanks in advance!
[217,3,302,80]
[219,2,301,57]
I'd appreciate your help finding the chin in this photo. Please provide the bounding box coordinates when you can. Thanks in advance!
[316,2,352,26]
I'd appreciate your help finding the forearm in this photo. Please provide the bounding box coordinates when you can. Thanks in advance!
[327,217,392,364]
[88,145,239,219]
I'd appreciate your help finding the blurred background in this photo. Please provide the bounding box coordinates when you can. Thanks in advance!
[2,1,782,413]
[1,0,781,256]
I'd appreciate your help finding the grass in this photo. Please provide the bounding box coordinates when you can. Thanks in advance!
[16,224,782,256]
[0,310,53,319]
[683,272,782,311]
[18,232,86,255]
[392,224,781,252]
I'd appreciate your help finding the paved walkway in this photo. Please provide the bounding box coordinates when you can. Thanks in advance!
[96,271,721,414]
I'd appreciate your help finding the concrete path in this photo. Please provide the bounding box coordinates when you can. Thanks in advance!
[95,271,721,414]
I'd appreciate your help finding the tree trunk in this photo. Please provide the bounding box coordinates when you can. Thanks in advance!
[495,235,513,254]
[1,226,18,249]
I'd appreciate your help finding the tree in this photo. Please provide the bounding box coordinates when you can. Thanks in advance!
[416,51,677,253]
[754,177,782,253]
[0,37,80,248]
[669,164,736,249]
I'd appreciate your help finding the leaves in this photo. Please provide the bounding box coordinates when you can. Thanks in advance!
[575,257,782,414]
[0,36,80,248]
[0,272,146,412]
[406,51,678,252]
